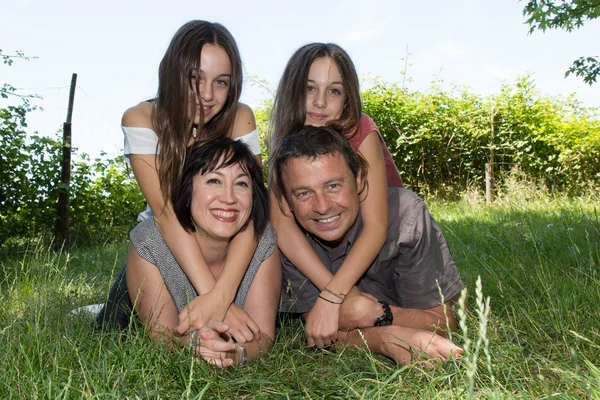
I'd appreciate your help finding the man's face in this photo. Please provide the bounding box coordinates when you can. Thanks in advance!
[282,152,361,245]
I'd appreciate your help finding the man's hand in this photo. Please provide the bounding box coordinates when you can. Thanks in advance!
[176,291,227,335]
[304,296,340,348]
[224,304,261,344]
[379,326,463,365]
[195,320,236,368]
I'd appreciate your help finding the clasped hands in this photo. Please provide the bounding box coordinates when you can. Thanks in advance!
[176,292,260,367]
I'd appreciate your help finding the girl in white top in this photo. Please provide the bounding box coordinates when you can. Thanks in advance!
[122,20,263,344]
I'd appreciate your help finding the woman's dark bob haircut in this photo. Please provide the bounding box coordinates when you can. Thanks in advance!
[172,137,268,240]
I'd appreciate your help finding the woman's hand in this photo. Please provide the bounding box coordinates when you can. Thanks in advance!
[304,296,340,348]
[176,291,227,335]
[194,320,237,368]
[224,304,261,344]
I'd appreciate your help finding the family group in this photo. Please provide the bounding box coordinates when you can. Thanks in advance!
[94,20,464,367]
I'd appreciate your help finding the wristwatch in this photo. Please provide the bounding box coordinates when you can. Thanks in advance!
[235,343,247,366]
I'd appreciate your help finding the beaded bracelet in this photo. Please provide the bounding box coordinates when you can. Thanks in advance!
[318,294,343,305]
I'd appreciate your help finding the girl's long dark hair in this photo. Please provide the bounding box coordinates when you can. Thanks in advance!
[153,20,243,202]
[268,43,362,156]
[268,43,362,191]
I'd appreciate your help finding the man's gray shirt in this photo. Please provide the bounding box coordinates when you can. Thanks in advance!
[280,187,464,313]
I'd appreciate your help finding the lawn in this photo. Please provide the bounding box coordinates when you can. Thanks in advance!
[1,192,598,398]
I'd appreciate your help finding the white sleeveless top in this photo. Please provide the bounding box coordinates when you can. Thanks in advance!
[122,126,262,221]
[123,126,261,162]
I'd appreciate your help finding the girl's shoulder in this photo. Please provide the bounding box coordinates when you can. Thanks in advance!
[358,113,378,132]
[231,102,257,139]
[346,113,379,150]
[122,101,154,129]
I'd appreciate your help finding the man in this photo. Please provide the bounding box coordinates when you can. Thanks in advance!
[271,125,465,364]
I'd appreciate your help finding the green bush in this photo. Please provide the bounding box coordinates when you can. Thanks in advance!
[0,117,144,245]
[2,73,599,246]
[362,75,600,197]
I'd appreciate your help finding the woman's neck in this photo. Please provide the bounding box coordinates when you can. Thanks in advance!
[194,231,230,273]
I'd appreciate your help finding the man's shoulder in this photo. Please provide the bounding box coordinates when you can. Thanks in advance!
[386,187,427,232]
[387,187,425,210]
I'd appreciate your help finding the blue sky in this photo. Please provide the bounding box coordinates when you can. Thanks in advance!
[2,0,599,158]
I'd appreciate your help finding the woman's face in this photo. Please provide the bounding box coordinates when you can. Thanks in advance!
[190,162,253,242]
[191,44,232,125]
[304,57,346,126]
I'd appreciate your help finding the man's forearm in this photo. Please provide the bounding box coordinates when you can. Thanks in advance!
[391,302,457,335]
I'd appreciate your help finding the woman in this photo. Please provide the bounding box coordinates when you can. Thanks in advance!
[123,20,262,338]
[97,138,280,367]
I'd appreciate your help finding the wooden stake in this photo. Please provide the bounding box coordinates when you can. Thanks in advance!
[486,103,496,205]
[56,73,77,249]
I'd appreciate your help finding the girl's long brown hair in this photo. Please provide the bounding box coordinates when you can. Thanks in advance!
[153,20,243,202]
[268,43,362,156]
[267,43,363,191]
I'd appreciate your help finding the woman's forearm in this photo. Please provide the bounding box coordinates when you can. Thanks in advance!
[270,194,334,289]
[213,225,258,304]
[322,223,387,296]
[153,209,217,294]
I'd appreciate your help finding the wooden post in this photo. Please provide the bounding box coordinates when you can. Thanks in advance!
[485,163,493,204]
[486,103,495,205]
[56,73,77,249]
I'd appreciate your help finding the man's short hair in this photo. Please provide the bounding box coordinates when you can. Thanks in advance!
[172,137,269,240]
[269,125,369,208]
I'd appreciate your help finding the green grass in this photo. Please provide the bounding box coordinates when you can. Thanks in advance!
[1,193,599,398]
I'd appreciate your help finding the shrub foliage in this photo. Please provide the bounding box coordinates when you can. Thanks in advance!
[0,106,144,244]
[361,75,600,197]
[2,72,599,244]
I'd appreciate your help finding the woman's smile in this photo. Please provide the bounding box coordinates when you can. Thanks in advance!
[210,208,239,222]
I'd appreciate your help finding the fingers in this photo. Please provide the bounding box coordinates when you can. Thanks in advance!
[179,311,227,336]
[198,328,219,341]
[247,318,261,338]
[193,326,235,354]
[178,308,188,323]
[197,320,231,342]
[199,338,235,353]
[419,334,464,362]
[445,344,464,359]
[176,320,190,336]
[228,325,254,344]
[198,347,234,368]
[203,319,230,333]
[306,332,337,349]
[223,306,261,343]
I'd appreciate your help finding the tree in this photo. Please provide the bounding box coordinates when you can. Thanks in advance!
[522,0,600,84]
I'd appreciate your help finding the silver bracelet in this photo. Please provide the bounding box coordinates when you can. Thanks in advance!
[188,330,196,348]
[235,343,247,366]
